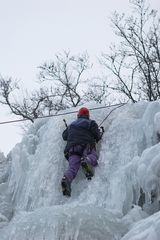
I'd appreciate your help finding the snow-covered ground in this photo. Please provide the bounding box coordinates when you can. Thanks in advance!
[0,101,160,239]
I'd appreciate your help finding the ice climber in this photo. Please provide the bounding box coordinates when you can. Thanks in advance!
[61,107,102,196]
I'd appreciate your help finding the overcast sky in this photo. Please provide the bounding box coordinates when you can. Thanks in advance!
[0,0,160,155]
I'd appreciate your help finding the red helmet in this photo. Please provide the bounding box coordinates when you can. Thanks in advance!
[77,107,90,118]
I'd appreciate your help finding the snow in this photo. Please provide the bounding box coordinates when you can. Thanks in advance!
[0,100,160,239]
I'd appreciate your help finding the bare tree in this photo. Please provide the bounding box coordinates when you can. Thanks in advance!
[0,76,54,122]
[38,51,92,108]
[83,81,109,104]
[101,0,160,102]
[0,51,109,122]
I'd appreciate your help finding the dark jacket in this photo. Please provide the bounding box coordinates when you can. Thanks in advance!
[62,116,101,152]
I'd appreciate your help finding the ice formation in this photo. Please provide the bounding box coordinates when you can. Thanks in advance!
[0,101,160,239]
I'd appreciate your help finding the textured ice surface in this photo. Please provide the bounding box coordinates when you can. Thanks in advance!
[0,101,160,239]
[0,205,127,240]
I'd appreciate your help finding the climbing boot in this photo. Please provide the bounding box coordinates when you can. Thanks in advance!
[81,157,94,180]
[61,176,71,197]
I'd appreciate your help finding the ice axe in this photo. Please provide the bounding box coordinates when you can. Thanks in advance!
[63,119,68,128]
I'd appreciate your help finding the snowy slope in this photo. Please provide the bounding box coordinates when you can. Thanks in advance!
[0,101,160,239]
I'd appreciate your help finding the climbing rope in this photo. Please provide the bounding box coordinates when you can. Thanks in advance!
[98,103,127,127]
[0,102,127,126]
[62,102,127,138]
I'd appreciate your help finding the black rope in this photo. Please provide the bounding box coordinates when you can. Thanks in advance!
[0,102,127,126]
[98,103,127,127]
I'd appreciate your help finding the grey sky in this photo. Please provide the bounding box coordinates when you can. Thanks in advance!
[1,0,116,85]
[0,0,160,155]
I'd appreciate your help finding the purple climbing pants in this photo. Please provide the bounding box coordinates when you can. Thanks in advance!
[64,144,98,182]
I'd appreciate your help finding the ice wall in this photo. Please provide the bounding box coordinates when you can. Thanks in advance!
[0,101,160,239]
